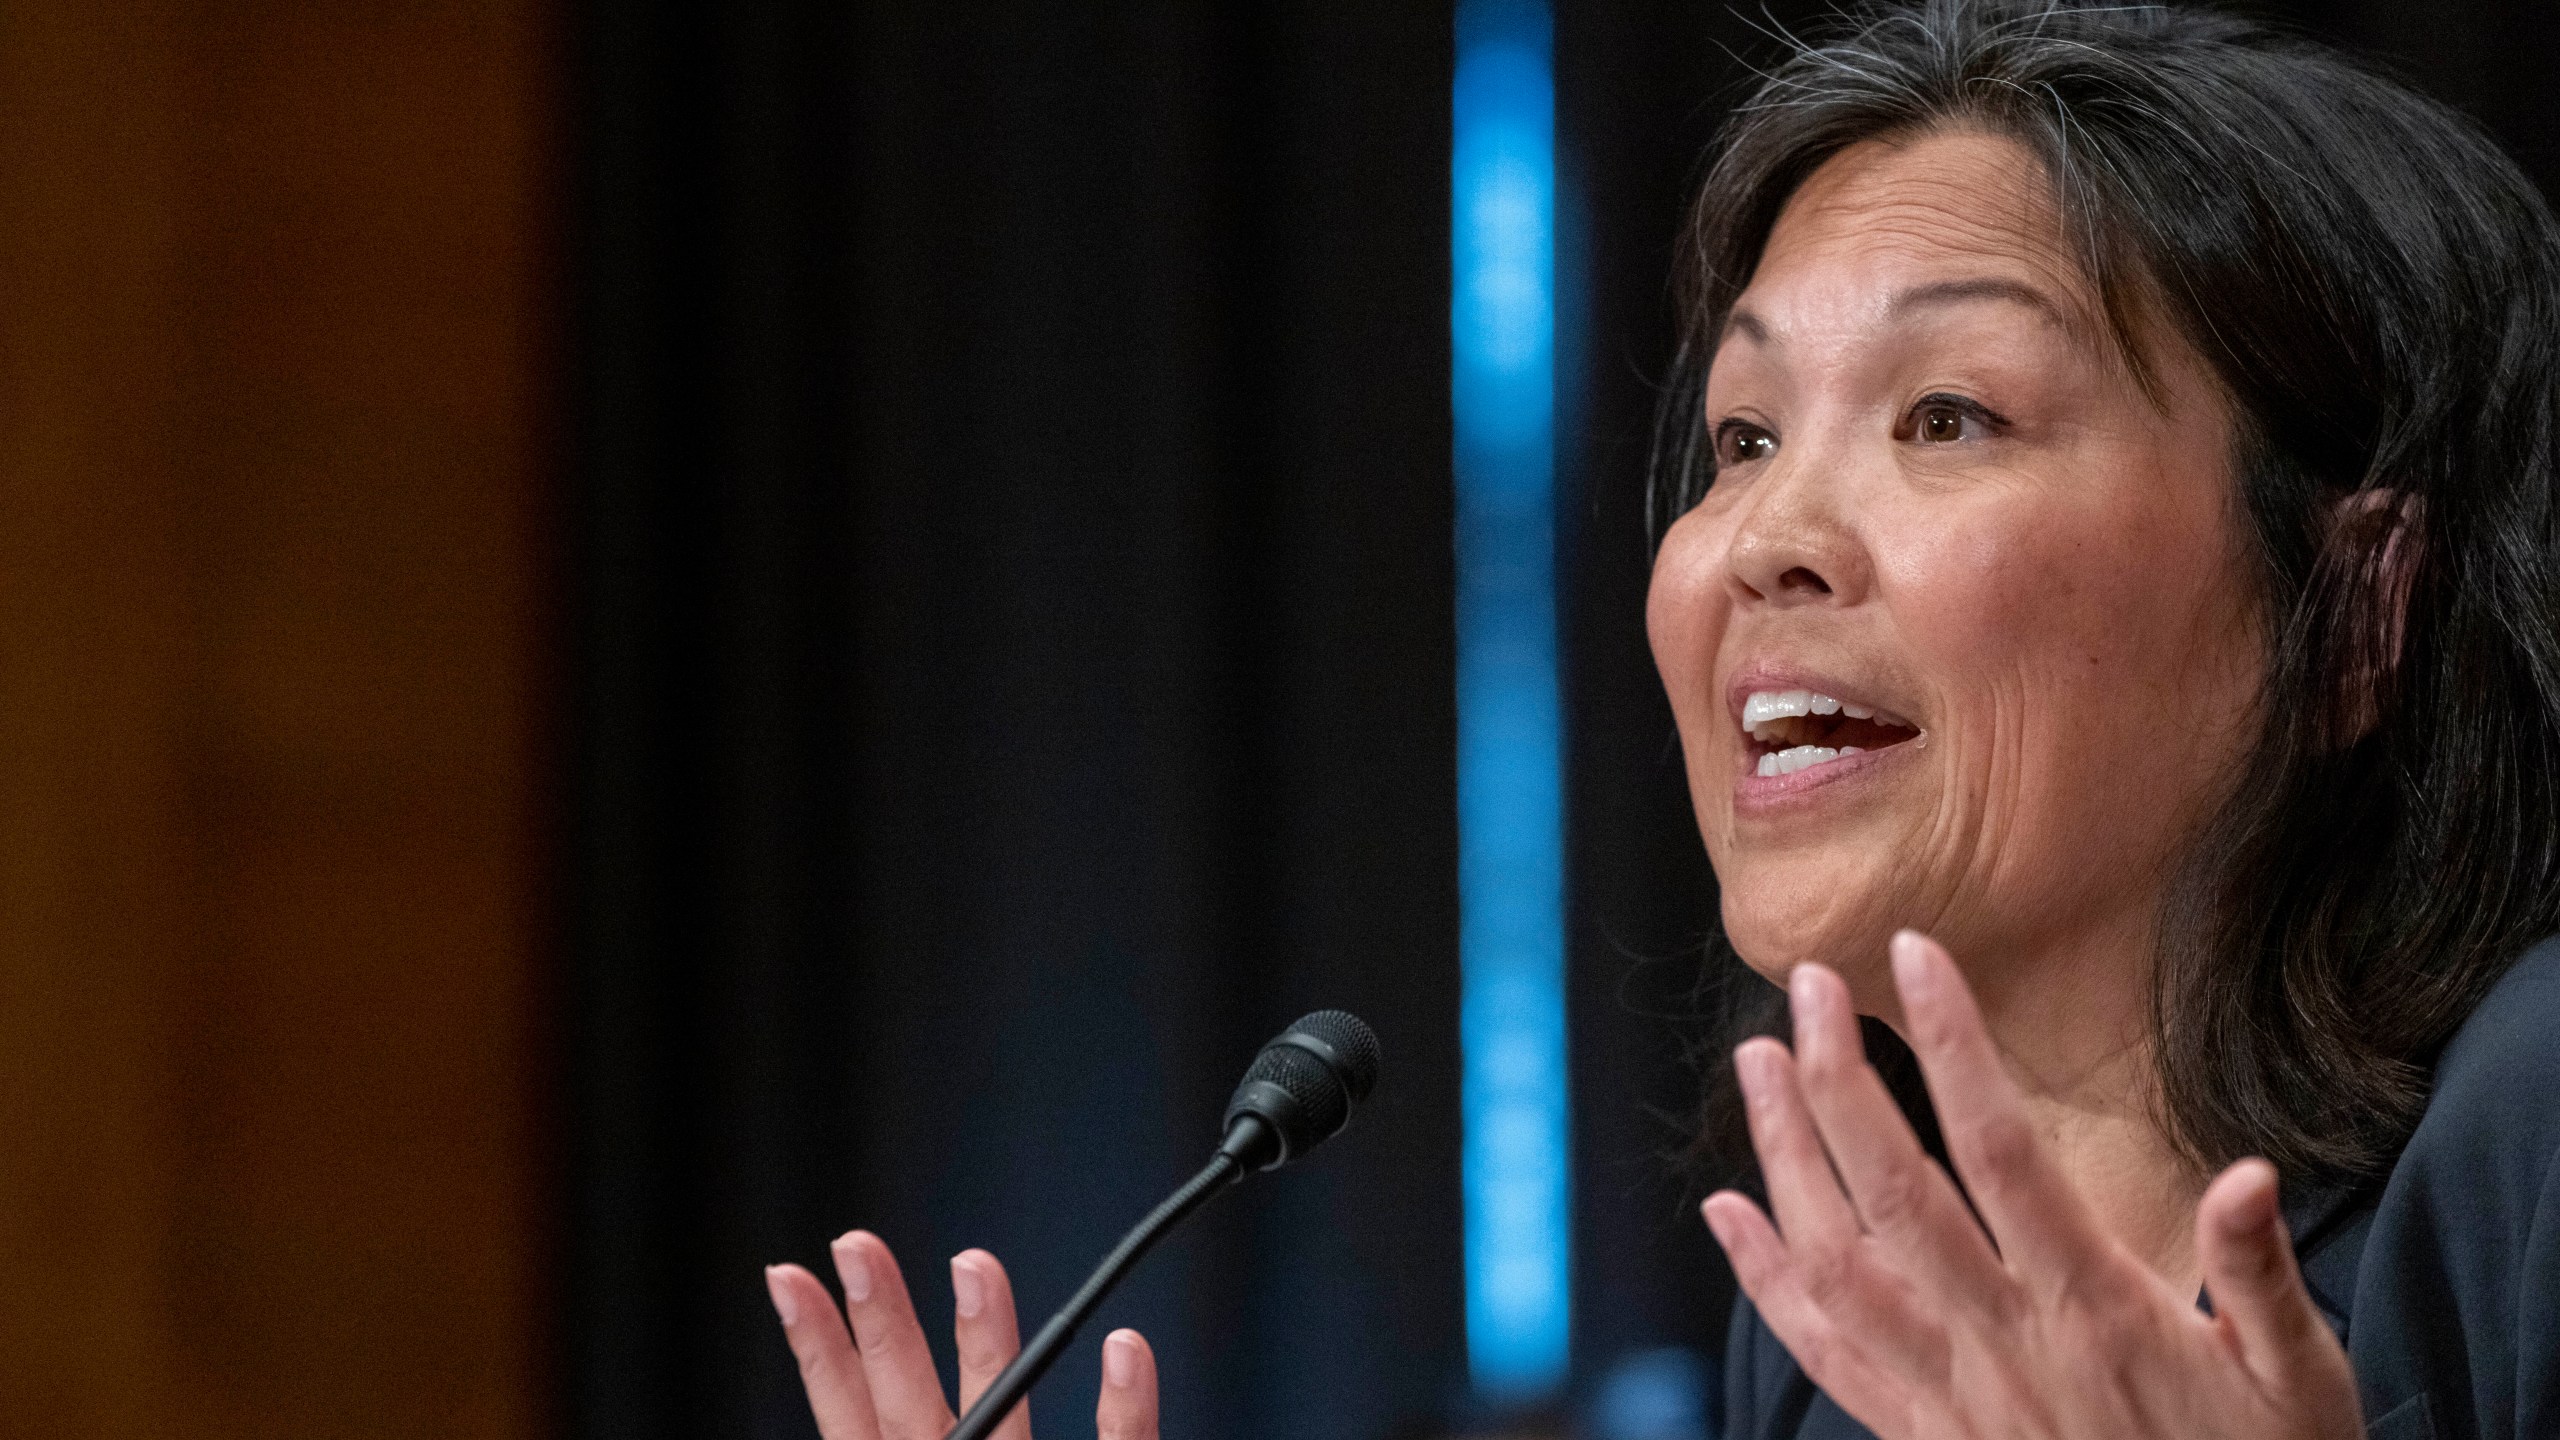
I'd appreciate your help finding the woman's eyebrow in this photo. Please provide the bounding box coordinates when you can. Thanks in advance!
[1887,276,2080,335]
[1720,276,2087,348]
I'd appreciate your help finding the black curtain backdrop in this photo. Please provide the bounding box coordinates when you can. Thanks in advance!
[569,7,1462,1439]
[566,4,2560,1439]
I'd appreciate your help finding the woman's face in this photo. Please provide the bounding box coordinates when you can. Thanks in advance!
[1648,130,2263,1019]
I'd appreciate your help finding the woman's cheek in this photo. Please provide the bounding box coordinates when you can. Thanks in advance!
[1890,495,2243,916]
[1877,499,2097,810]
[1869,508,2045,749]
[1646,515,1737,755]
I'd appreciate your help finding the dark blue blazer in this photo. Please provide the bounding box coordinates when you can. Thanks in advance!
[1722,935,2560,1440]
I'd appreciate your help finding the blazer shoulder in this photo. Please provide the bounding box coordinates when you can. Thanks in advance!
[2355,937,2560,1440]
[2397,935,2560,1210]
[2430,934,2560,1114]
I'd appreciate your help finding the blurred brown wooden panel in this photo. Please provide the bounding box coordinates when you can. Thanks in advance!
[0,3,552,1436]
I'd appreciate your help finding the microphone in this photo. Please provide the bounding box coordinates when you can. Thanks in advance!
[944,1010,1383,1440]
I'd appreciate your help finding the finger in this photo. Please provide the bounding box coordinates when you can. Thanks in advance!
[1735,1034,1860,1254]
[1095,1330,1159,1440]
[1888,930,2105,1282]
[1703,1191,1833,1360]
[767,1263,885,1440]
[832,1231,957,1440]
[950,1250,1032,1440]
[1704,1193,1915,1427]
[1787,963,2008,1315]
[2198,1159,2349,1398]
[1736,1031,1945,1371]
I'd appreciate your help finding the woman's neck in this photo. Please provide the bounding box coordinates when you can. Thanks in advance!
[1963,924,2206,1292]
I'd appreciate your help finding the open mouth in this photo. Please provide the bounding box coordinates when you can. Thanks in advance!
[1741,689,1919,777]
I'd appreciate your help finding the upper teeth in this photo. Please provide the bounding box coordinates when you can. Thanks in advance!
[1742,688,1884,739]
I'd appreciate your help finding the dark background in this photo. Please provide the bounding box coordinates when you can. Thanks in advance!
[564,1,2560,1438]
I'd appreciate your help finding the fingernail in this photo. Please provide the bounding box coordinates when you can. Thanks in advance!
[1699,1199,1731,1246]
[1788,963,1823,1011]
[1890,930,1931,990]
[2225,1161,2282,1235]
[1739,1038,1784,1096]
[950,1254,985,1319]
[765,1267,798,1326]
[2251,1182,2282,1235]
[1103,1330,1139,1389]
[834,1232,873,1303]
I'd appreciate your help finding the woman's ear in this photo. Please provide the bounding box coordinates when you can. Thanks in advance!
[2330,487,2421,740]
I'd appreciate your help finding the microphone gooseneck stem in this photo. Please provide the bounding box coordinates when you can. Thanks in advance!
[943,1121,1264,1440]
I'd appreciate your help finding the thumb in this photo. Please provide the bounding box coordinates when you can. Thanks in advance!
[2198,1159,2336,1386]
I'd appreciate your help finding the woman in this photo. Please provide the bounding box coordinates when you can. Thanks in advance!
[1658,3,2560,1435]
[765,2,2560,1437]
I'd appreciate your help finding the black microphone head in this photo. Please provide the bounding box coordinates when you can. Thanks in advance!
[1280,1009,1381,1103]
[1221,1010,1383,1170]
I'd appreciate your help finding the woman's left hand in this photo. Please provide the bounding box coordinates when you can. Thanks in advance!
[1703,930,2364,1440]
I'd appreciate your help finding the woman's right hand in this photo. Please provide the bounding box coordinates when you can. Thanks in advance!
[766,1230,1160,1440]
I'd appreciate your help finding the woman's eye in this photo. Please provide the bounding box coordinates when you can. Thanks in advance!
[1716,422,1777,466]
[1907,394,2005,444]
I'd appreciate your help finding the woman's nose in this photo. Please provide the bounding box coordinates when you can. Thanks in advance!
[1722,462,1868,608]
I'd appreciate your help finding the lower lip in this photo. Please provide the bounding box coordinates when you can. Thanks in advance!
[1732,738,1918,814]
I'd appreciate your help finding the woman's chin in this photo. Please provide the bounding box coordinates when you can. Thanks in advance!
[1720,884,1906,992]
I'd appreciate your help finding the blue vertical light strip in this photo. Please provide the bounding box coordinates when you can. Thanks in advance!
[1453,0,1568,1403]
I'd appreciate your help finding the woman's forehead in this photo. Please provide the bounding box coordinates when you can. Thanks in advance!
[1733,131,2104,348]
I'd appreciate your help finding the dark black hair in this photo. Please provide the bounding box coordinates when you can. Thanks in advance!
[1659,0,2560,1186]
